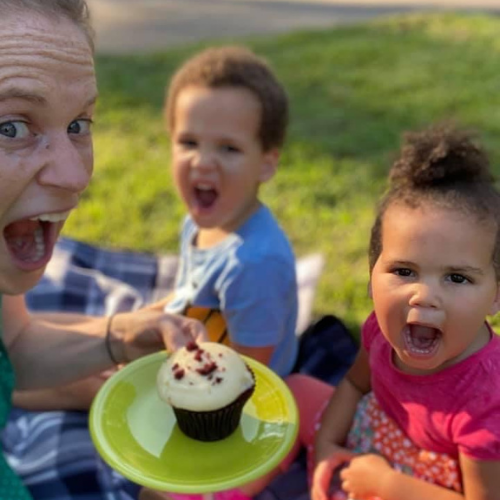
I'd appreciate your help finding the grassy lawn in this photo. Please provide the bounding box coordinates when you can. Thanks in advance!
[64,12,500,336]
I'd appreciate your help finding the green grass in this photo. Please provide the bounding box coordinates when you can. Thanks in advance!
[64,12,500,336]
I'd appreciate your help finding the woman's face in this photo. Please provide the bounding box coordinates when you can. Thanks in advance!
[0,10,97,294]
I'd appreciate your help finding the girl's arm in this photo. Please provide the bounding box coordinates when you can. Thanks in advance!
[311,347,371,500]
[341,453,500,500]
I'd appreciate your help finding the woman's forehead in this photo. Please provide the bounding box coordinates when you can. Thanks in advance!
[0,11,96,104]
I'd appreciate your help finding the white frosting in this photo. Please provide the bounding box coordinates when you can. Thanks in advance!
[157,342,255,411]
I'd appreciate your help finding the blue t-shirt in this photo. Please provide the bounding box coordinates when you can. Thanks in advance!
[167,205,298,377]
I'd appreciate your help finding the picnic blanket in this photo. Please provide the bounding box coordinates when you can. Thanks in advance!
[1,237,357,500]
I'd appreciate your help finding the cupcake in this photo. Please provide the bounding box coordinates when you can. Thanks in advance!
[157,341,255,441]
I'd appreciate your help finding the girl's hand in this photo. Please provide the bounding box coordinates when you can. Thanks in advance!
[312,444,356,500]
[340,453,393,499]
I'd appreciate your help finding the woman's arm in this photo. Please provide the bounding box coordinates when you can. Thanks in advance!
[13,373,109,411]
[3,294,206,390]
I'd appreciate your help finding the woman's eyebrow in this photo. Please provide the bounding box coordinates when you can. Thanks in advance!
[0,88,46,104]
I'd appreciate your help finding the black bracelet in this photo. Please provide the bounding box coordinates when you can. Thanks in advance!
[105,315,120,365]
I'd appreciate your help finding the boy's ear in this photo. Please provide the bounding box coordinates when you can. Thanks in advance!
[258,148,280,183]
[489,284,500,316]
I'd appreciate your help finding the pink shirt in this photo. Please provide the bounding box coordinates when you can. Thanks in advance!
[363,312,500,460]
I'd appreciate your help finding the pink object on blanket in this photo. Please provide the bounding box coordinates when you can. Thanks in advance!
[165,490,251,500]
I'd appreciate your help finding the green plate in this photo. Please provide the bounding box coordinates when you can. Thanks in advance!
[90,351,298,493]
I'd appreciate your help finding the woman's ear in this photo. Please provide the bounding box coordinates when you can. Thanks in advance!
[259,148,280,183]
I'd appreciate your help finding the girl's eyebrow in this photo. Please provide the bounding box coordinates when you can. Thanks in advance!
[447,266,484,276]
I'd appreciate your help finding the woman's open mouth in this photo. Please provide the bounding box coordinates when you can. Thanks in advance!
[403,324,442,358]
[3,211,70,271]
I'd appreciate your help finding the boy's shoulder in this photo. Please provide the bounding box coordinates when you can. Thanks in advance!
[236,204,295,263]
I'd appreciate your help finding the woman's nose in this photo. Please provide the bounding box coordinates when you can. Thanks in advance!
[36,134,93,193]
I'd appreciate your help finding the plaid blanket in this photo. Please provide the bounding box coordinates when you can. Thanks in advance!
[1,237,357,500]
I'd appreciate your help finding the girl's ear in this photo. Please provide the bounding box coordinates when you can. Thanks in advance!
[489,284,500,316]
[259,148,280,183]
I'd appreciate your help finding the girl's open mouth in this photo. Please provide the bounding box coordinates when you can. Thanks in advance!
[403,324,442,358]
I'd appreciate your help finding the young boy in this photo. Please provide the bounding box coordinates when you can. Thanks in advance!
[162,46,298,378]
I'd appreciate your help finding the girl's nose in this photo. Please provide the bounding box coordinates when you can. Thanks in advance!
[408,282,440,309]
[36,134,93,193]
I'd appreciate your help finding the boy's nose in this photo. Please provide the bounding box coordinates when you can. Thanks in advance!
[192,148,216,171]
[408,282,440,309]
[36,134,92,193]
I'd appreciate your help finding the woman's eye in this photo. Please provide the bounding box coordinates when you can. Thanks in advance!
[449,273,469,284]
[0,121,30,139]
[68,119,92,135]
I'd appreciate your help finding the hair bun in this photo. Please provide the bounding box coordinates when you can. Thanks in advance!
[390,124,493,188]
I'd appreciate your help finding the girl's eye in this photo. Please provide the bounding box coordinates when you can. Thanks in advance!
[449,273,469,284]
[68,119,92,135]
[394,268,413,277]
[0,121,30,139]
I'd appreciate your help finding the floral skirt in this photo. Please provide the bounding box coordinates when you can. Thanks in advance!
[310,392,462,500]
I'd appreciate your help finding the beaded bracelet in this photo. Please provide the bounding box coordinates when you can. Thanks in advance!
[105,314,120,365]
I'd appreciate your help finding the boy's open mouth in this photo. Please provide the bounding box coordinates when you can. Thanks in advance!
[194,184,218,209]
[403,324,442,358]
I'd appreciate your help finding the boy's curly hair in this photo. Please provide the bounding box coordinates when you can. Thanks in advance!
[369,123,500,279]
[165,46,288,151]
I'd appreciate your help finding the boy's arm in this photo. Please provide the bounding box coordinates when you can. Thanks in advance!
[231,342,274,367]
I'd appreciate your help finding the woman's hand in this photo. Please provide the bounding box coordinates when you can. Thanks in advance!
[311,443,356,500]
[108,309,207,363]
[340,453,393,499]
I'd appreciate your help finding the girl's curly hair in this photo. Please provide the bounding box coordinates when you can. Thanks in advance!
[369,123,500,279]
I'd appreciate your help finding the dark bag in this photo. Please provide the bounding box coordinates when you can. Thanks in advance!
[292,314,359,386]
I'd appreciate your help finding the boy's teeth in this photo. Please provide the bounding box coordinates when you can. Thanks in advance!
[29,211,70,223]
[196,183,213,191]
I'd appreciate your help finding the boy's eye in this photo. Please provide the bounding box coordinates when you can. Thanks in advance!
[448,273,469,284]
[178,138,197,148]
[0,120,30,139]
[221,144,239,153]
[68,119,92,135]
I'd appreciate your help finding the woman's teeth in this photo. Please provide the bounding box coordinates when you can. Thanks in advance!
[29,210,70,223]
[32,226,45,262]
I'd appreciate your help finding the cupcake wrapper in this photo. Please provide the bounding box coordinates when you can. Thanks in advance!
[173,368,255,442]
[173,385,254,442]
